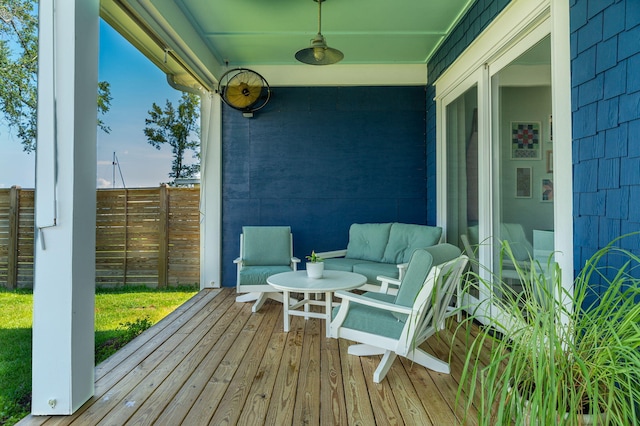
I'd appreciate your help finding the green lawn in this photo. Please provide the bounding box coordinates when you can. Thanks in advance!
[0,286,198,425]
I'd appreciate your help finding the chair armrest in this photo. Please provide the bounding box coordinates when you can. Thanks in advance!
[396,263,409,280]
[376,275,401,294]
[334,290,412,315]
[291,257,301,271]
[315,249,347,259]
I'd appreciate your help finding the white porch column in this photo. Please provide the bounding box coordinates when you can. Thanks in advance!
[32,0,98,415]
[199,92,222,288]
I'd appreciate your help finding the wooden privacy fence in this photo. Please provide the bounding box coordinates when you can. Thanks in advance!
[0,185,200,289]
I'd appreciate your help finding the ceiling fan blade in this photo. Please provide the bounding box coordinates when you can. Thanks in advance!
[225,81,261,108]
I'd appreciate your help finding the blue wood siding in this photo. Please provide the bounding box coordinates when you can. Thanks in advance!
[571,0,640,279]
[221,86,427,286]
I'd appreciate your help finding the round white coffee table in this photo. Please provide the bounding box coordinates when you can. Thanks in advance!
[267,270,367,337]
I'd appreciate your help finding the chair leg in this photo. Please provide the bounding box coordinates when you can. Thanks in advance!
[252,293,269,312]
[373,350,397,383]
[405,347,450,374]
[347,344,386,357]
[237,292,297,312]
[236,292,259,303]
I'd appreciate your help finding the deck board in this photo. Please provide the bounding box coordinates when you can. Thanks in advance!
[18,288,484,426]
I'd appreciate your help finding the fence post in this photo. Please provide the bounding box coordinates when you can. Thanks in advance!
[7,186,20,289]
[158,184,169,288]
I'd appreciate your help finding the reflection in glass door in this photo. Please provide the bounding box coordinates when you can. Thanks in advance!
[492,35,554,304]
[445,86,478,298]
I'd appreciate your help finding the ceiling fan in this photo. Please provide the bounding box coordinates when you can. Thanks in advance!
[217,68,271,117]
[295,0,343,65]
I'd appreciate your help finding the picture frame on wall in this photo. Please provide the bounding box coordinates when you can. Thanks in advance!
[511,121,541,159]
[548,114,553,142]
[546,150,553,173]
[515,167,532,198]
[541,178,553,202]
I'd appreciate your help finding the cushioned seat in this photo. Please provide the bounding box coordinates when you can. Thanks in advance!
[319,222,443,293]
[352,262,401,283]
[322,257,376,272]
[234,226,300,312]
[238,265,293,285]
[330,244,468,383]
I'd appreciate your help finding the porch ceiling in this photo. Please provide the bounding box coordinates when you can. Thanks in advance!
[100,0,475,90]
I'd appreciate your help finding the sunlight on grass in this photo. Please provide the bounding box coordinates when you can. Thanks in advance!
[0,286,198,426]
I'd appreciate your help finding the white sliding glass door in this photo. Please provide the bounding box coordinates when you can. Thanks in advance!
[436,0,572,323]
[490,35,554,305]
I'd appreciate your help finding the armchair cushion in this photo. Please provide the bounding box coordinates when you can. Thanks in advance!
[331,301,406,339]
[242,226,292,266]
[467,223,532,262]
[345,223,392,262]
[501,223,533,261]
[423,243,463,267]
[394,250,434,309]
[382,223,443,264]
[238,265,293,285]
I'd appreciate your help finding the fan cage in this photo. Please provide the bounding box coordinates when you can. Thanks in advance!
[217,68,271,113]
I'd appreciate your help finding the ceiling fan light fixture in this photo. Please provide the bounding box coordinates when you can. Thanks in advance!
[295,0,343,65]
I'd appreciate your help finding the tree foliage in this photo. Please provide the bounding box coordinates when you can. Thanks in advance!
[144,93,200,182]
[0,0,111,153]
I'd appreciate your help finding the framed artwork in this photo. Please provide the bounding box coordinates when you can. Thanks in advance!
[548,114,553,142]
[541,178,553,202]
[511,122,541,159]
[546,150,553,173]
[515,167,532,198]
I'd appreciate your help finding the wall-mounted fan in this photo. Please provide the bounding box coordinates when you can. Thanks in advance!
[217,68,271,117]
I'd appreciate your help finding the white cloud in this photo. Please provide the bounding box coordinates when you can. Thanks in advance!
[97,177,112,188]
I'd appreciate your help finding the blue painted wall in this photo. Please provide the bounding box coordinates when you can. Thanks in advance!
[221,86,427,286]
[570,0,640,280]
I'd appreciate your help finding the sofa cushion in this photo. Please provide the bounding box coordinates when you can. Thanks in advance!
[238,265,293,285]
[324,257,375,272]
[353,262,400,284]
[382,223,442,264]
[242,226,292,266]
[345,223,392,262]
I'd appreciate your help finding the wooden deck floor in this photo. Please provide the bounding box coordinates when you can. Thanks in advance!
[19,288,486,425]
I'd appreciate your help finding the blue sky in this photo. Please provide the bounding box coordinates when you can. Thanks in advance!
[0,19,186,189]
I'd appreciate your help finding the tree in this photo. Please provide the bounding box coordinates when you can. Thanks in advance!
[0,0,111,153]
[144,93,200,182]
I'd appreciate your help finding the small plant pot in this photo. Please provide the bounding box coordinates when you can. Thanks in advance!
[306,262,324,279]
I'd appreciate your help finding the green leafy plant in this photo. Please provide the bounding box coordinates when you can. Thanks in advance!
[457,236,640,425]
[305,250,324,263]
[0,0,112,153]
[119,316,153,341]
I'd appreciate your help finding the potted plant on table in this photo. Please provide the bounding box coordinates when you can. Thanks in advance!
[305,250,325,279]
[456,236,640,425]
